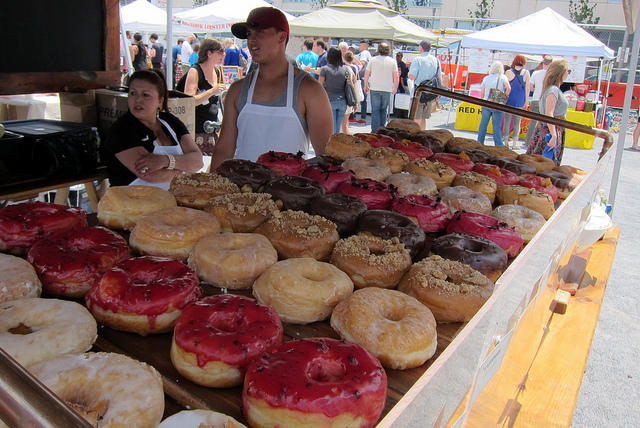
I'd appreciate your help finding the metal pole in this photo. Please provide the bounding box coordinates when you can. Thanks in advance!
[167,0,174,90]
[119,6,133,80]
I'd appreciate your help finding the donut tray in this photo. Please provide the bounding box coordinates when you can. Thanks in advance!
[90,283,465,424]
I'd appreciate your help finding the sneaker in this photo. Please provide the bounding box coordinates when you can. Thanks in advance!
[349,119,357,123]
[357,119,366,124]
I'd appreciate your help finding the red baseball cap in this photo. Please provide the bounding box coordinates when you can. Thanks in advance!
[231,7,290,39]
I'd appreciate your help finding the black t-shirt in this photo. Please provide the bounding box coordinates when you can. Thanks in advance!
[133,42,147,71]
[101,111,188,186]
[151,42,164,66]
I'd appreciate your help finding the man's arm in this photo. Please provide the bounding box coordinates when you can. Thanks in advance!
[209,80,242,171]
[364,69,371,94]
[392,68,399,94]
[300,75,332,156]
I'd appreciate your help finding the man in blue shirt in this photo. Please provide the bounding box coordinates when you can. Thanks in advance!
[170,38,183,86]
[296,39,318,78]
[408,40,441,130]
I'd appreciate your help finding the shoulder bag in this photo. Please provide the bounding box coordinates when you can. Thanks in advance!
[488,76,508,104]
[344,71,357,107]
[418,58,441,104]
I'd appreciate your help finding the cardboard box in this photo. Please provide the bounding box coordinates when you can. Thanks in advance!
[95,89,195,140]
[0,96,46,121]
[59,91,97,127]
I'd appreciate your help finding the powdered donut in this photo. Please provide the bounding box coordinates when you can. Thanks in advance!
[491,204,546,243]
[385,172,438,197]
[439,186,493,215]
[342,157,392,182]
[0,253,41,304]
[0,298,97,367]
[169,172,240,209]
[98,185,177,231]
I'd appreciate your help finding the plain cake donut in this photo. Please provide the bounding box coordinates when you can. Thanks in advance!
[253,258,353,324]
[98,185,177,231]
[0,253,41,304]
[331,287,437,369]
[27,352,164,428]
[0,298,97,367]
[169,172,240,209]
[204,192,279,233]
[495,185,556,220]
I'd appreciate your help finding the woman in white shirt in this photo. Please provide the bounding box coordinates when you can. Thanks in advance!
[478,61,511,146]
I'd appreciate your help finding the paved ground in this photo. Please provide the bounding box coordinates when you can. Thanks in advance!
[348,104,639,427]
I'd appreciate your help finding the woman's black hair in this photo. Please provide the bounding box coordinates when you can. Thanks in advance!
[327,47,344,67]
[129,69,169,112]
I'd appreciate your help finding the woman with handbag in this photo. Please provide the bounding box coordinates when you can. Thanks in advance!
[319,48,353,133]
[525,59,570,165]
[478,61,511,147]
[340,51,360,133]
[502,54,531,149]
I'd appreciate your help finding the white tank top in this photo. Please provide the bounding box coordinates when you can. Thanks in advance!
[235,63,308,161]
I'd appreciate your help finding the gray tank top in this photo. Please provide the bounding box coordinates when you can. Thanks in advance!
[238,68,309,135]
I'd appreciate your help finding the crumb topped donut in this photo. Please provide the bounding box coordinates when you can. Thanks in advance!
[453,171,498,203]
[256,151,308,176]
[385,172,438,197]
[404,158,456,190]
[204,192,279,233]
[398,255,495,322]
[439,186,493,215]
[331,287,437,369]
[330,235,411,289]
[98,185,177,231]
[253,258,353,324]
[169,172,240,209]
[325,133,371,161]
[366,146,410,173]
[342,157,392,182]
[495,185,556,219]
[0,253,41,304]
[255,210,339,261]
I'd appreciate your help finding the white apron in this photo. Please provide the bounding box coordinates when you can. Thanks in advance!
[235,63,308,162]
[130,118,183,190]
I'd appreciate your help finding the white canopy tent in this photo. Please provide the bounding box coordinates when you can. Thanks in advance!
[288,0,441,46]
[461,7,614,59]
[173,0,294,33]
[121,0,168,34]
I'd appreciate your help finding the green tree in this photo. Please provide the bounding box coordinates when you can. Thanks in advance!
[193,0,209,6]
[310,0,331,10]
[386,0,408,14]
[569,0,601,25]
[468,0,494,30]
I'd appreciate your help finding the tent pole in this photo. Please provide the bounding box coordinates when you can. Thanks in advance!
[446,44,462,126]
[608,13,640,216]
[166,0,174,90]
[120,6,134,80]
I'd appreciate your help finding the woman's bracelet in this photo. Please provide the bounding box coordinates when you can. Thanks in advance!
[166,154,176,170]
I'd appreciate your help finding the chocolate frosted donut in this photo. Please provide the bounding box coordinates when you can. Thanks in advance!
[310,193,368,236]
[375,127,412,141]
[448,146,491,164]
[538,170,572,198]
[263,175,325,212]
[356,210,426,259]
[488,156,537,177]
[216,159,275,192]
[445,137,483,151]
[409,131,447,153]
[430,233,508,282]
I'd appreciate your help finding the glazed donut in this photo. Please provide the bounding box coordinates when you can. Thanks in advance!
[366,146,410,174]
[538,170,573,199]
[430,233,508,282]
[204,192,279,233]
[518,176,559,203]
[187,233,278,290]
[453,171,498,203]
[331,287,437,370]
[27,226,130,298]
[398,255,495,322]
[517,154,556,173]
[342,157,392,181]
[263,175,325,212]
[353,132,395,148]
[216,159,276,193]
[98,185,177,231]
[421,129,454,145]
[243,337,387,428]
[356,210,427,258]
[325,133,371,161]
[157,410,247,428]
[0,253,41,304]
[85,256,202,336]
[391,194,452,233]
[495,185,556,220]
[385,172,438,197]
[335,177,396,210]
[254,210,339,261]
[256,150,308,176]
[491,204,546,243]
[488,156,537,177]
[253,258,353,324]
[27,352,164,428]
[448,146,491,164]
[129,207,220,262]
[404,158,456,190]
[0,201,87,255]
[445,137,484,151]
[480,145,519,159]
[309,193,368,236]
[387,118,422,134]
[0,298,96,367]
[472,163,520,187]
[439,186,493,215]
[169,172,240,209]
[446,211,524,258]
[431,152,475,174]
[171,294,283,388]
[330,235,411,289]
[390,140,434,162]
[302,162,355,194]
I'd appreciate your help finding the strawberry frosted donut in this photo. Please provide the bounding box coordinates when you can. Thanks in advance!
[336,177,396,210]
[439,186,493,215]
[263,175,325,212]
[390,140,434,162]
[446,211,524,258]
[518,176,559,203]
[204,192,279,233]
[472,163,519,187]
[243,337,387,428]
[356,210,427,258]
[385,172,438,197]
[302,162,355,193]
[496,185,555,220]
[257,151,308,176]
[0,253,41,304]
[309,193,368,236]
[86,256,202,336]
[491,204,546,243]
[171,294,283,388]
[216,159,276,193]
[325,133,371,161]
[354,132,394,148]
[169,172,240,209]
[431,152,475,174]
[366,146,409,174]
[391,194,452,233]
[342,157,392,182]
[404,158,456,190]
[98,185,177,231]
[187,233,278,290]
[0,201,87,255]
[27,226,130,298]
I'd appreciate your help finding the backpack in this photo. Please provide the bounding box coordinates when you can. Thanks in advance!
[237,48,247,69]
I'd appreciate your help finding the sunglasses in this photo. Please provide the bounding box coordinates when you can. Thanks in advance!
[567,69,572,75]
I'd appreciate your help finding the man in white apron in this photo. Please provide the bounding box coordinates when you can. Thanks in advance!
[209,7,332,170]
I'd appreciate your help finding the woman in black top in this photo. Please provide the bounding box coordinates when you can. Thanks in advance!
[184,38,227,156]
[130,32,147,72]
